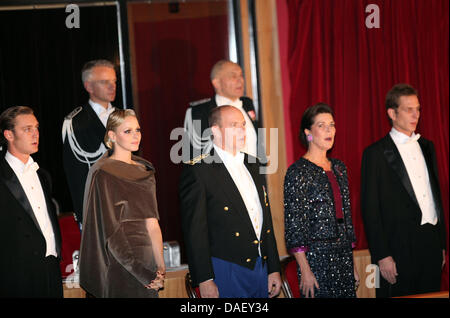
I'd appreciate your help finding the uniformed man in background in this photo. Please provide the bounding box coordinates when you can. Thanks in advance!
[183,60,259,160]
[62,60,117,227]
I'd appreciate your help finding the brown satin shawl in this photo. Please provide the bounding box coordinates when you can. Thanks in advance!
[79,152,160,298]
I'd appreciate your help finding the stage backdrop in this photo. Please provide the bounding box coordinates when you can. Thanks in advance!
[279,0,449,289]
[127,1,231,259]
[0,4,123,214]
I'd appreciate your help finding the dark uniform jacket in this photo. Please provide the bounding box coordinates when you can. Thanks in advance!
[179,150,280,287]
[62,103,112,223]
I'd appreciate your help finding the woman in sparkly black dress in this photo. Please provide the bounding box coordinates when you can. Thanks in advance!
[284,103,359,298]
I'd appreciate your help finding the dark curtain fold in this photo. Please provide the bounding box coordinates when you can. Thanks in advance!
[286,0,448,290]
[0,6,122,214]
[0,6,122,276]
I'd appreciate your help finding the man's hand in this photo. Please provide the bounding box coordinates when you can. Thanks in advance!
[268,272,282,298]
[199,280,219,298]
[378,256,398,285]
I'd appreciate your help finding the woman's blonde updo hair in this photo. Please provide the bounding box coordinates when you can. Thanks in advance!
[104,109,137,149]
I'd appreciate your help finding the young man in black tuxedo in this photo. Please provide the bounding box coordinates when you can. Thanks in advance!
[0,106,62,297]
[361,84,446,297]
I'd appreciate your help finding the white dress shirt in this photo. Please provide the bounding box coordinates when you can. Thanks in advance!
[215,95,258,158]
[89,100,115,127]
[214,145,263,252]
[5,152,57,256]
[390,128,438,225]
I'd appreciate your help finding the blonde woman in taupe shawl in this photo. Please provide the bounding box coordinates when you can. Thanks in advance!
[79,109,165,298]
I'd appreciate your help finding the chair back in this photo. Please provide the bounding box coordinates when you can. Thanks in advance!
[280,255,301,298]
[185,272,201,298]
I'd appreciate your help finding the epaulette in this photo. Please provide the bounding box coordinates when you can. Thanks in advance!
[189,98,211,107]
[184,153,209,165]
[65,106,83,120]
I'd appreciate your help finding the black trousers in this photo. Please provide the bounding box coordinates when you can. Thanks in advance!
[1,255,63,298]
[377,223,443,298]
[44,256,64,298]
[27,255,63,298]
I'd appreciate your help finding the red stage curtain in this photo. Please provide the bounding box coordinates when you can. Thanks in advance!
[131,6,229,259]
[285,0,448,289]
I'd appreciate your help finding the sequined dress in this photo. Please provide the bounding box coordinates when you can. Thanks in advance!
[284,157,356,298]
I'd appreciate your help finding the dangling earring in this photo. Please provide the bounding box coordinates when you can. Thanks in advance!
[307,134,313,142]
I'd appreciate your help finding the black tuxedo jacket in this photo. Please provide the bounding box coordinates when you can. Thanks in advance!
[0,155,62,297]
[179,150,280,286]
[361,134,446,264]
[62,103,109,223]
